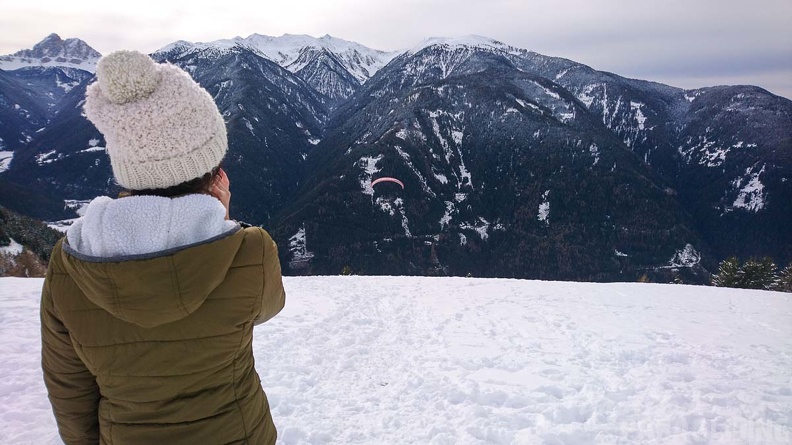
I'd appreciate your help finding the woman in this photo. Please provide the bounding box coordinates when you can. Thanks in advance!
[40,50,285,444]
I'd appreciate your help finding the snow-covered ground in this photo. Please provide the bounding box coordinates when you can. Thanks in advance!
[0,276,790,445]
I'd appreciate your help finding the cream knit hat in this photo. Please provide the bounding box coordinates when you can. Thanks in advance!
[84,50,227,190]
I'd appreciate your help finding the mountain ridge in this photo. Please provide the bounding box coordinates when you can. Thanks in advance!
[1,33,789,282]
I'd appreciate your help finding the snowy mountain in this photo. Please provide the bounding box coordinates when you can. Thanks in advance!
[0,66,92,154]
[0,69,49,153]
[240,34,398,83]
[154,46,330,222]
[6,43,331,224]
[0,33,100,72]
[408,34,523,55]
[0,35,96,154]
[500,51,792,263]
[1,34,790,282]
[274,39,711,281]
[2,276,791,443]
[157,34,399,104]
[272,37,790,280]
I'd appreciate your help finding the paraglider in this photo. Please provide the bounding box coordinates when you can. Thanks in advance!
[371,177,404,189]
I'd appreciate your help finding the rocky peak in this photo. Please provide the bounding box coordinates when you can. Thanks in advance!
[13,33,101,60]
[1,34,101,72]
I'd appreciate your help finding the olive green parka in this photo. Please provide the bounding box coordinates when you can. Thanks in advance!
[41,225,285,444]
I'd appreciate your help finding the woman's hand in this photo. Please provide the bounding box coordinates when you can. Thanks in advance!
[210,168,231,220]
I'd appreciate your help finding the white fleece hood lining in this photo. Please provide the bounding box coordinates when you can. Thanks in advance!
[67,194,238,259]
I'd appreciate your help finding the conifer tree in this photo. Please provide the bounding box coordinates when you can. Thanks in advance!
[777,264,792,293]
[712,256,740,287]
[738,257,778,290]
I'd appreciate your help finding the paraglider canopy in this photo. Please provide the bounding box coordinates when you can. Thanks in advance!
[371,177,404,189]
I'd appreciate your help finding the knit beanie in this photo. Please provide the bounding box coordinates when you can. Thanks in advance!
[84,50,227,190]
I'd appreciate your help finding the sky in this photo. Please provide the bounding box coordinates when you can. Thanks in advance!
[1,0,791,99]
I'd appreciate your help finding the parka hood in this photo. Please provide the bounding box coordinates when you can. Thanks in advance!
[60,227,243,328]
[59,194,242,328]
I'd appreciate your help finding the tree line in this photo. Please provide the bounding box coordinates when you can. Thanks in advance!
[712,256,792,292]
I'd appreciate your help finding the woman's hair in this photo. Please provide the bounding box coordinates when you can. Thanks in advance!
[120,165,221,198]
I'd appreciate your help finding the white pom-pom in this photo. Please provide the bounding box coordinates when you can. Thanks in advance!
[96,50,161,104]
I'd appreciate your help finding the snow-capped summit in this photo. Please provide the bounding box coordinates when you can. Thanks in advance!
[409,35,523,55]
[156,33,400,83]
[156,38,241,54]
[0,33,101,72]
[244,33,400,82]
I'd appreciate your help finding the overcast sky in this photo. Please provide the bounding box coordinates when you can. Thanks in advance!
[2,0,791,99]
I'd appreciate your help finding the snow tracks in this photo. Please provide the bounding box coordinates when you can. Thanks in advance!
[254,277,792,445]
